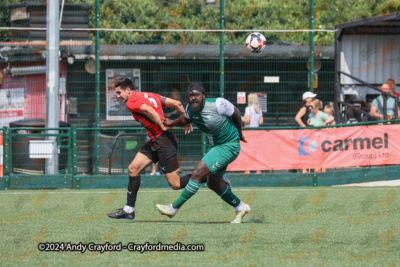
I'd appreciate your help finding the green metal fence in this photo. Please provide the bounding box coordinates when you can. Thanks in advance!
[2,122,400,190]
[72,127,206,176]
[0,1,396,189]
[9,127,71,175]
[0,0,335,129]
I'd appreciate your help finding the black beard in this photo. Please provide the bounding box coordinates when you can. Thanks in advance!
[189,102,203,113]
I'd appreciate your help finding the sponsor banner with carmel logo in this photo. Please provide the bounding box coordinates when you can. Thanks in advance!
[227,125,398,171]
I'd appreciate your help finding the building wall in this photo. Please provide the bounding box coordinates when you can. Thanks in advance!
[340,35,400,101]
[0,62,67,128]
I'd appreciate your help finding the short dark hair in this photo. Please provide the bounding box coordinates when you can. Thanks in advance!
[187,82,215,98]
[115,77,135,90]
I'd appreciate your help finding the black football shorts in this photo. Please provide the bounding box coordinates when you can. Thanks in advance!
[139,130,179,174]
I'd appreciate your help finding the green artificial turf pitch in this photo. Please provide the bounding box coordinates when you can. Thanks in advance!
[0,187,399,266]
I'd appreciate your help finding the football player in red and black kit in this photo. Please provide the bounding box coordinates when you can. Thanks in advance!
[107,78,193,220]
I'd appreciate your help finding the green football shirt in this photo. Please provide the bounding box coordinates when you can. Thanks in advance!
[185,98,239,146]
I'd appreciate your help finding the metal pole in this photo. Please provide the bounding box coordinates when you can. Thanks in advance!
[383,97,387,120]
[71,126,77,175]
[8,129,12,177]
[45,0,60,175]
[219,0,224,98]
[334,30,341,123]
[3,127,8,176]
[309,0,314,92]
[94,0,100,175]
[59,0,65,27]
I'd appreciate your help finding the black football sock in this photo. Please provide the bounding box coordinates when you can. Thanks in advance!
[199,175,208,184]
[180,174,207,189]
[126,175,141,208]
[179,174,191,188]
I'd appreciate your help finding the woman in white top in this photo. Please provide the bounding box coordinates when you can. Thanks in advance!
[242,93,263,127]
[241,93,263,174]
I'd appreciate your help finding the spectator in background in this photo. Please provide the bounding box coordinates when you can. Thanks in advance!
[241,93,263,175]
[242,93,263,127]
[323,102,336,125]
[387,78,397,96]
[307,99,334,127]
[370,83,400,120]
[319,102,336,173]
[295,91,316,127]
[387,79,400,107]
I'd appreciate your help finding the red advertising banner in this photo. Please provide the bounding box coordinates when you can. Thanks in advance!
[227,125,399,171]
[0,110,24,118]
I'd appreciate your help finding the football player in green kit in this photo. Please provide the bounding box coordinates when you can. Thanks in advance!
[156,83,250,223]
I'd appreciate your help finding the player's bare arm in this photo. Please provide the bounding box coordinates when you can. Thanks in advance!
[164,98,185,114]
[164,97,193,134]
[140,103,168,131]
[231,107,247,143]
[164,114,192,128]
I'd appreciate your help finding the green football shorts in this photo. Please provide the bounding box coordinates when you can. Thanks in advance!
[202,141,241,176]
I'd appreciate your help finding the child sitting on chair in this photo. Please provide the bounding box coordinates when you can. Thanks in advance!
[323,102,336,126]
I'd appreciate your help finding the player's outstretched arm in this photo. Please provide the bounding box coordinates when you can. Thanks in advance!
[164,97,193,134]
[164,114,192,127]
[231,107,247,143]
[140,104,168,131]
[164,97,185,115]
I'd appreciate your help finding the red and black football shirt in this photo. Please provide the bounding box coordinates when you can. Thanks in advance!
[126,92,166,141]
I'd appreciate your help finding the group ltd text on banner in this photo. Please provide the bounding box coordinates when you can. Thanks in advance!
[227,125,398,171]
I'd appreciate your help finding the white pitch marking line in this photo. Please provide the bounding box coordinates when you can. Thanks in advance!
[1,187,400,195]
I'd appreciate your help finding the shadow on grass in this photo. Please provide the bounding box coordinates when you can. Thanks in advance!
[193,221,268,224]
[191,219,268,224]
[133,220,184,223]
[193,221,232,224]
[118,214,268,224]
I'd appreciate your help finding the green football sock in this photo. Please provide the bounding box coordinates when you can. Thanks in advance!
[218,183,241,208]
[172,179,201,209]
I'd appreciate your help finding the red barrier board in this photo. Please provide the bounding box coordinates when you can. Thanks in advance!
[227,125,398,171]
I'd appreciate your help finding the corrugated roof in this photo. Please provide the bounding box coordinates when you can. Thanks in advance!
[70,44,334,60]
[8,1,92,9]
[0,44,334,61]
[336,12,400,35]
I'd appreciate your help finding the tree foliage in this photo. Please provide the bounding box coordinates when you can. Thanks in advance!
[0,0,29,39]
[1,0,399,45]
[89,0,398,46]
